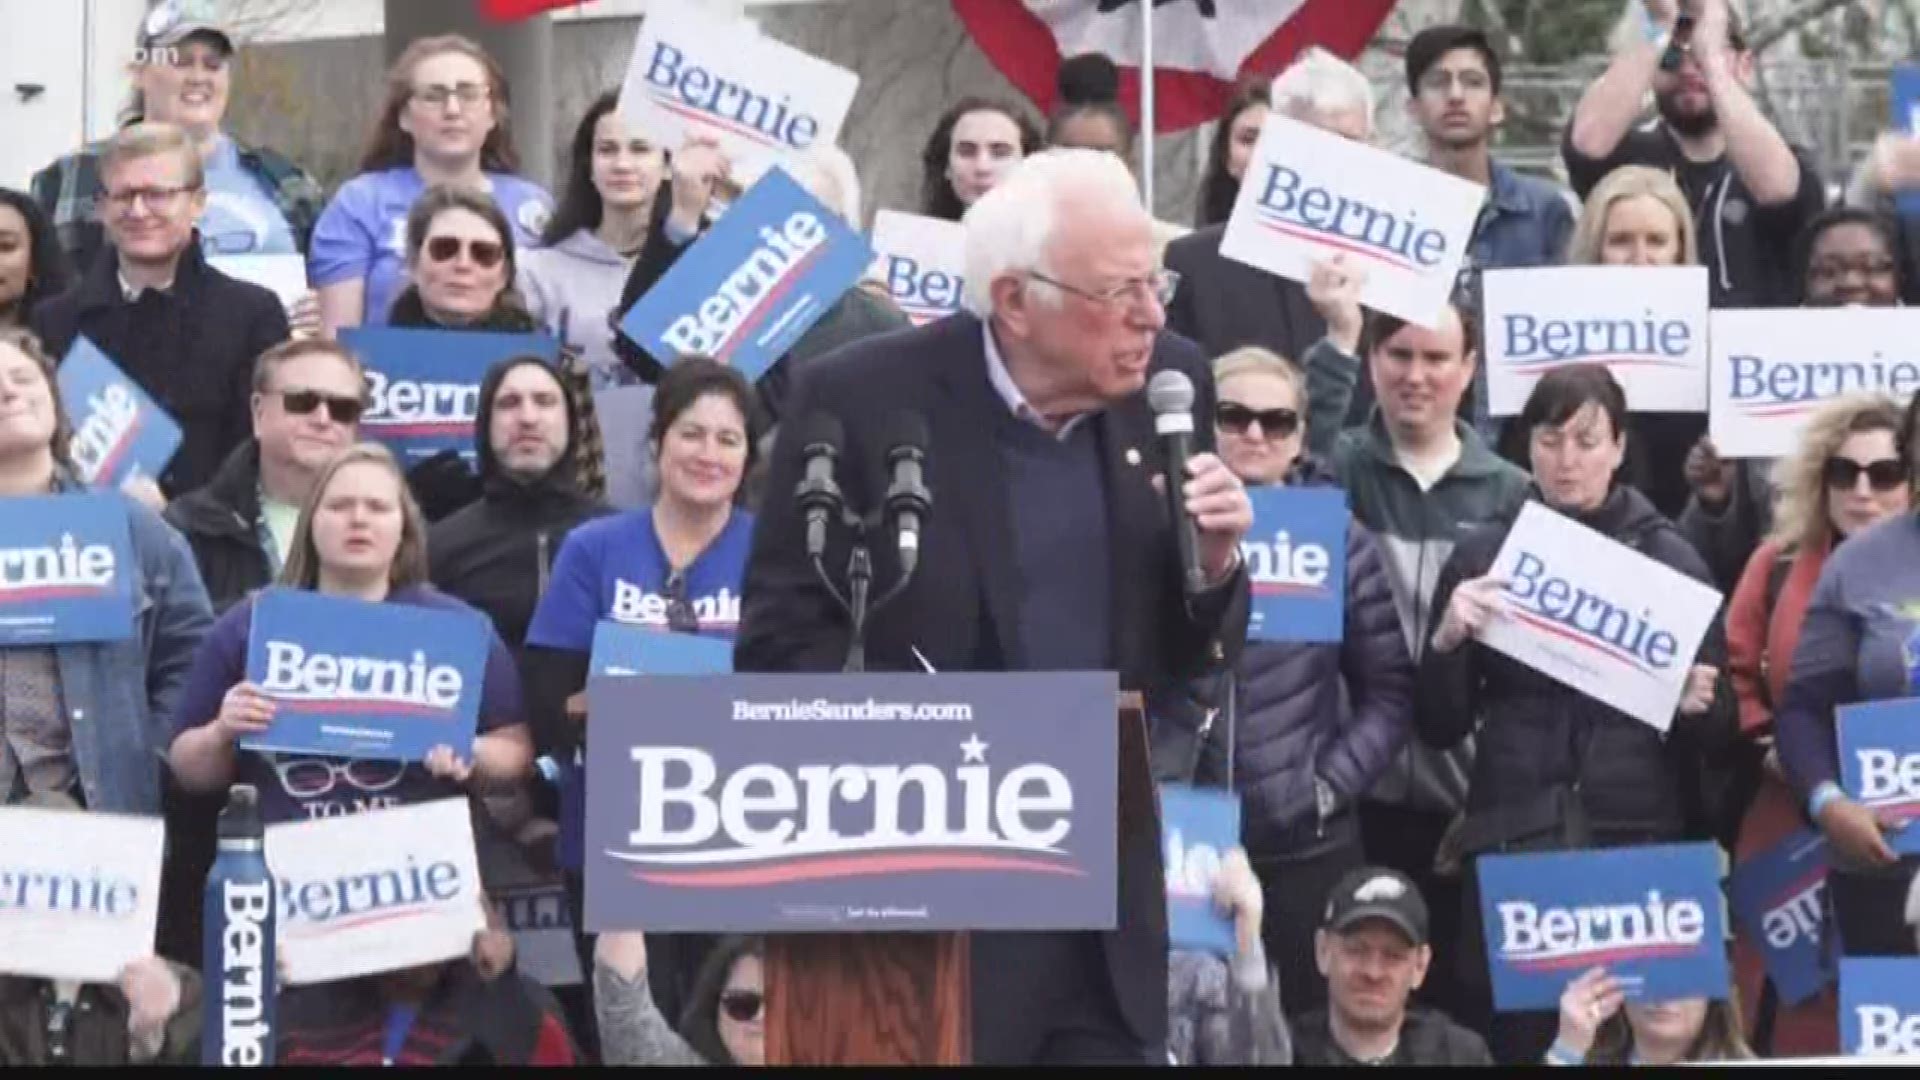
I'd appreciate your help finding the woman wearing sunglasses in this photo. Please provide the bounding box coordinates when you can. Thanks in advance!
[310,35,552,332]
[1719,393,1907,1056]
[1187,345,1414,1020]
[168,442,532,828]
[1772,390,1920,989]
[523,358,759,1030]
[596,932,764,1065]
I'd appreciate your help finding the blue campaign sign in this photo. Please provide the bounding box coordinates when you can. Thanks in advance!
[58,337,182,489]
[1727,828,1832,1006]
[589,620,734,676]
[618,167,874,383]
[1241,486,1347,642]
[584,671,1118,933]
[340,328,559,467]
[1839,698,1920,857]
[242,588,489,762]
[1161,783,1240,956]
[0,493,137,645]
[1842,958,1920,1057]
[1894,67,1920,219]
[1477,843,1728,1013]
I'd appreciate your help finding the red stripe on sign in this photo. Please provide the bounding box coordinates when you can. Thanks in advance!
[632,850,1085,888]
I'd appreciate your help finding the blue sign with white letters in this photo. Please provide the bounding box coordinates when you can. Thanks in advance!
[339,328,559,467]
[58,337,182,489]
[1841,958,1920,1057]
[1727,828,1832,1006]
[589,620,734,677]
[1241,486,1347,643]
[618,168,874,382]
[1839,698,1920,856]
[1477,843,1729,1013]
[1160,783,1240,956]
[0,493,137,645]
[242,588,489,762]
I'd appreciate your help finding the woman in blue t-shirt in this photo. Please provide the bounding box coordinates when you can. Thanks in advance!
[168,442,534,827]
[310,34,552,332]
[523,357,759,1029]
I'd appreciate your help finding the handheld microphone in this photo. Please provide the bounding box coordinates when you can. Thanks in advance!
[1146,369,1208,597]
[882,411,933,577]
[795,412,845,561]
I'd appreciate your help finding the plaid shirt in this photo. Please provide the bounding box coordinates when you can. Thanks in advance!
[29,134,324,272]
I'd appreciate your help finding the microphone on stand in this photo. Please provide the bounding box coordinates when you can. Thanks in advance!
[881,411,932,578]
[1146,369,1208,598]
[795,411,845,562]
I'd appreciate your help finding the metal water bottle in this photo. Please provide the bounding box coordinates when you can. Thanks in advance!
[201,784,276,1066]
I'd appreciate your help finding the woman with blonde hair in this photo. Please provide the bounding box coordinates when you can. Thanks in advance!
[168,442,533,826]
[1722,393,1908,1056]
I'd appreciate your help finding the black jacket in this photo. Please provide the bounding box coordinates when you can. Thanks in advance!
[0,965,202,1066]
[1164,225,1330,406]
[164,440,273,615]
[735,313,1250,1059]
[1292,1006,1492,1066]
[1416,485,1737,846]
[428,356,606,653]
[1194,457,1414,858]
[29,239,289,496]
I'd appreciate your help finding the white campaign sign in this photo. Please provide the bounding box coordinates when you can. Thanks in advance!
[1481,502,1722,732]
[1484,266,1709,416]
[1710,308,1920,459]
[617,0,860,174]
[869,210,967,327]
[268,799,485,986]
[1220,114,1484,328]
[209,254,309,311]
[0,808,163,983]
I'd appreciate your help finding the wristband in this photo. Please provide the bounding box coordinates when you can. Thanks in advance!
[1545,1041,1585,1066]
[1808,780,1846,820]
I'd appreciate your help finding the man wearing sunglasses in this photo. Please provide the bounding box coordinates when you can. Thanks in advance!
[30,122,291,498]
[166,338,366,613]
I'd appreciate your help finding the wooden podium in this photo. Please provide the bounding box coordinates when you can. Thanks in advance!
[763,691,1155,1065]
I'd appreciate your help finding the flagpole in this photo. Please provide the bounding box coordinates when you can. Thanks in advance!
[1140,0,1155,216]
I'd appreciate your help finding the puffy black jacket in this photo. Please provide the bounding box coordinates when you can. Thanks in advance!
[1195,459,1414,857]
[164,440,273,615]
[1416,485,1737,844]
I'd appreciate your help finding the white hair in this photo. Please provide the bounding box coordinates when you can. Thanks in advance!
[1270,47,1375,136]
[786,144,863,229]
[960,148,1141,318]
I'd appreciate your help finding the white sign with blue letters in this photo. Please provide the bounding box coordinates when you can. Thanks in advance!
[1480,502,1721,732]
[870,210,967,327]
[1708,308,1920,459]
[0,807,163,983]
[1220,114,1484,328]
[1484,266,1709,416]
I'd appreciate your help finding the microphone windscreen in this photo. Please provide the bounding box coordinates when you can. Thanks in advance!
[801,410,844,453]
[1146,369,1195,417]
[882,409,931,456]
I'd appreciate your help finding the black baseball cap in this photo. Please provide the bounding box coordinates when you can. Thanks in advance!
[1322,867,1429,945]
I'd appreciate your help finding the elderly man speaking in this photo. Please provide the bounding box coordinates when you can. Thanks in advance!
[736,149,1252,1064]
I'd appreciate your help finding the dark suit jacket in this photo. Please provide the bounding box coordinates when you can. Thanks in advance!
[1166,223,1327,375]
[735,313,1251,1058]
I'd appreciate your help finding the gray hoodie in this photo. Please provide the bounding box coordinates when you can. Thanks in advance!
[519,229,656,509]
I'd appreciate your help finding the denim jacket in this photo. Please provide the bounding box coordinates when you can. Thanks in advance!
[43,475,213,814]
[1459,161,1577,440]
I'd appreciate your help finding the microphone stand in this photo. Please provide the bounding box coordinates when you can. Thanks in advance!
[809,507,921,675]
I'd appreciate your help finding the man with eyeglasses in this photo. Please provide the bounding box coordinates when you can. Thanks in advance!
[738,149,1252,1065]
[1404,25,1574,441]
[30,122,292,498]
[1563,0,1825,308]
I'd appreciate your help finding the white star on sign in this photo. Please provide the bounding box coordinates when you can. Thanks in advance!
[960,734,988,763]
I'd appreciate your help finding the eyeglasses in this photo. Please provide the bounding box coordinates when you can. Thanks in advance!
[719,990,764,1023]
[1823,456,1907,493]
[411,83,490,109]
[271,756,408,799]
[1215,402,1300,440]
[425,236,505,269]
[1026,268,1181,309]
[664,570,700,634]
[1808,256,1898,284]
[271,388,365,425]
[102,184,200,213]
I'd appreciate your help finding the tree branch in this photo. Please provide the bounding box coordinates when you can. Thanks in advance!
[1748,0,1860,53]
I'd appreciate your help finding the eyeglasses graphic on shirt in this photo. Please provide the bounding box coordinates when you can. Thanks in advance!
[663,570,701,634]
[272,756,408,799]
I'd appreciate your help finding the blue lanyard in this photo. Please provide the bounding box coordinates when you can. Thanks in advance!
[382,1004,418,1066]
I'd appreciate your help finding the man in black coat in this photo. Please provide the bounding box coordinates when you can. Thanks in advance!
[30,121,289,497]
[736,149,1252,1065]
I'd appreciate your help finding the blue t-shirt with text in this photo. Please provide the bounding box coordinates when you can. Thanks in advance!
[198,135,298,256]
[308,167,552,326]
